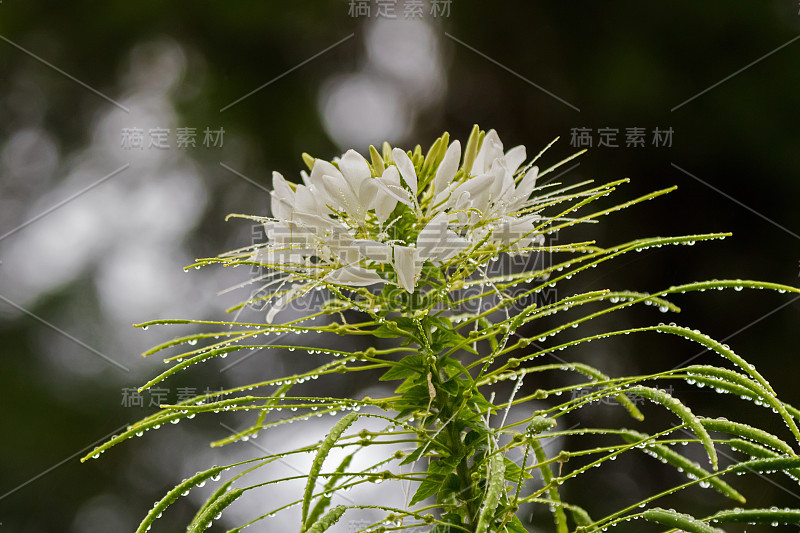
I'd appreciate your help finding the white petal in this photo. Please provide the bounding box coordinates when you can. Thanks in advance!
[356,178,379,211]
[271,192,292,221]
[391,147,418,196]
[293,184,317,214]
[436,230,471,261]
[353,239,393,263]
[451,173,494,214]
[272,171,294,201]
[271,171,295,220]
[452,190,472,225]
[449,175,485,203]
[489,159,510,199]
[432,180,460,209]
[322,173,359,216]
[380,165,401,187]
[291,211,340,233]
[310,159,344,183]
[473,129,503,175]
[393,245,422,293]
[488,160,516,213]
[375,193,398,223]
[470,225,490,244]
[375,171,414,208]
[504,145,527,175]
[509,165,538,211]
[496,215,537,249]
[375,166,401,221]
[433,140,461,199]
[416,213,449,260]
[308,160,342,208]
[265,282,310,324]
[339,149,372,189]
[328,241,360,265]
[379,184,414,208]
[417,213,470,262]
[325,266,385,286]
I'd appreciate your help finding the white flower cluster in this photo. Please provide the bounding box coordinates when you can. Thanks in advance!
[253,128,544,320]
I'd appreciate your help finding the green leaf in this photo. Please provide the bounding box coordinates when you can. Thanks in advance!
[728,456,800,475]
[438,472,462,503]
[708,507,800,525]
[567,505,593,527]
[505,515,530,533]
[642,508,723,533]
[438,377,464,397]
[470,390,498,413]
[683,365,800,445]
[433,329,471,353]
[302,413,358,530]
[531,440,568,533]
[412,453,465,504]
[701,418,795,456]
[727,438,800,480]
[503,456,531,482]
[464,428,489,447]
[654,324,777,396]
[563,362,644,421]
[306,505,347,533]
[441,357,471,379]
[379,355,424,381]
[410,473,445,506]
[399,444,428,466]
[394,382,432,416]
[620,430,745,503]
[187,488,246,533]
[626,385,718,469]
[135,464,227,533]
[305,452,355,528]
[476,451,506,533]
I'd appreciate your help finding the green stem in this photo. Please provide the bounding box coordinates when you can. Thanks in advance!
[447,400,479,529]
[429,353,483,530]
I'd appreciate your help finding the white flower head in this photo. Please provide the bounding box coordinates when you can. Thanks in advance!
[225,126,557,322]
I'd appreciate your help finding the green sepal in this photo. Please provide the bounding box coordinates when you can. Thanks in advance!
[301,152,315,171]
[369,145,385,175]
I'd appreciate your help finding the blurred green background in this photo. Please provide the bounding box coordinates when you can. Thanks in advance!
[1,1,799,531]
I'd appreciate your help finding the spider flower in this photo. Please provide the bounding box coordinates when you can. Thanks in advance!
[227,127,548,321]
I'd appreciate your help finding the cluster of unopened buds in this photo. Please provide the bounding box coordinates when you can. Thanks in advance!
[230,127,549,321]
